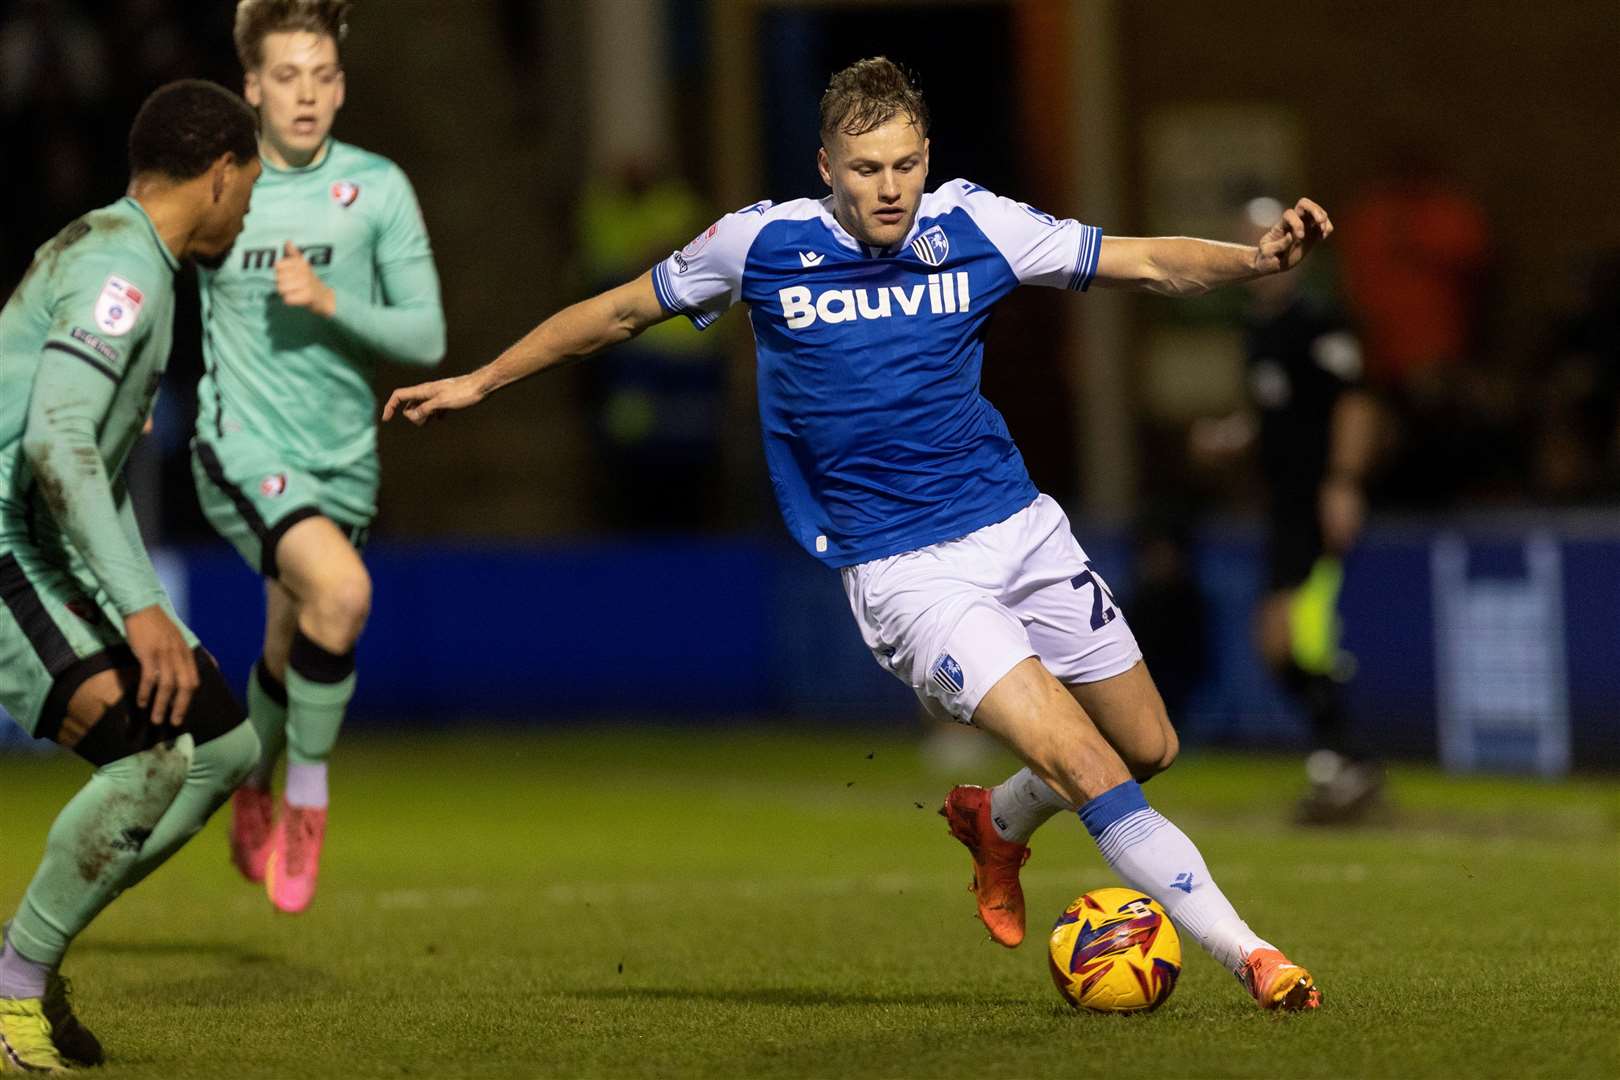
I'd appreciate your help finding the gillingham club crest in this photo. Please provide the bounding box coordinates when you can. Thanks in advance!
[910,225,950,267]
[331,181,361,207]
[93,275,144,336]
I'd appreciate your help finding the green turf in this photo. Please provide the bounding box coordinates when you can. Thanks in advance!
[1,728,1616,1078]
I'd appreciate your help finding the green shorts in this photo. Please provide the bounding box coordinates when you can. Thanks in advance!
[191,432,377,580]
[0,538,196,738]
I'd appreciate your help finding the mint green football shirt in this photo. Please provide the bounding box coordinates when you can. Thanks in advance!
[197,138,445,473]
[0,197,178,616]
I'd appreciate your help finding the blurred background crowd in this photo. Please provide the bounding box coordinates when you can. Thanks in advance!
[2,0,1616,770]
[4,0,1615,536]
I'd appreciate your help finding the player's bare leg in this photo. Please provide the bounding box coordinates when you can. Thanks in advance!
[948,661,1181,944]
[1067,662,1179,781]
[942,657,1128,947]
[231,581,300,883]
[261,517,370,914]
[969,658,1320,1008]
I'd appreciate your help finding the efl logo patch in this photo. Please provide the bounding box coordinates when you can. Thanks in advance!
[260,473,287,497]
[93,275,144,336]
[910,225,950,267]
[682,223,718,258]
[930,653,965,695]
[331,181,361,207]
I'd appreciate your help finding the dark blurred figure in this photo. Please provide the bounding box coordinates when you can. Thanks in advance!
[1533,252,1620,501]
[1124,508,1208,724]
[496,0,548,132]
[1194,198,1383,823]
[575,161,725,529]
[1338,147,1491,505]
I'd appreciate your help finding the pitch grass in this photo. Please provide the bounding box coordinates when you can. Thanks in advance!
[1,728,1616,1079]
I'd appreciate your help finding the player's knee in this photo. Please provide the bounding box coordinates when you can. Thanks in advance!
[92,735,190,809]
[309,570,371,645]
[140,737,193,798]
[1148,723,1180,776]
[1125,702,1178,781]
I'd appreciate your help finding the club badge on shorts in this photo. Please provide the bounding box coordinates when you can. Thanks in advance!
[93,275,144,336]
[260,473,288,497]
[331,180,360,207]
[931,653,965,695]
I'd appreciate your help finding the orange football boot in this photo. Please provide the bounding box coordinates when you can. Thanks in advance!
[1240,947,1323,1010]
[940,784,1031,947]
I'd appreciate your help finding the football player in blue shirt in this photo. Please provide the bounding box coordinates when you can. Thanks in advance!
[386,57,1331,1011]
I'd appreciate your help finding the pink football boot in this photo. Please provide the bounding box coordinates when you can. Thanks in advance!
[265,801,327,914]
[230,786,277,883]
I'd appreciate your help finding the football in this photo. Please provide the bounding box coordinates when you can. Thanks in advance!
[1048,888,1182,1012]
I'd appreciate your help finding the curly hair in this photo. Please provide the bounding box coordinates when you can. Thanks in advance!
[234,0,352,70]
[818,57,929,145]
[128,79,260,180]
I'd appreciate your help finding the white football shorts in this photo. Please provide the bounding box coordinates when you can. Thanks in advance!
[840,494,1142,725]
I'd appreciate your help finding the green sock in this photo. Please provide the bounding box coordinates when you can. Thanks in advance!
[124,722,261,890]
[6,739,190,968]
[285,672,354,764]
[285,631,356,766]
[245,660,288,790]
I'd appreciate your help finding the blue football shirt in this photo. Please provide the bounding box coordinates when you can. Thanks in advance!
[652,179,1101,568]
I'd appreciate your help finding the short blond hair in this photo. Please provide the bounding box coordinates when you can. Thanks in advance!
[234,0,351,70]
[818,57,929,145]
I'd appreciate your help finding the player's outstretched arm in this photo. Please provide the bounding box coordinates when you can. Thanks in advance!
[382,270,670,425]
[1093,198,1332,296]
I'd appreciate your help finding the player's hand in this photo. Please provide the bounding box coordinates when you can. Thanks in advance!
[276,241,337,317]
[382,374,487,425]
[1318,474,1365,555]
[124,605,198,727]
[1253,198,1332,275]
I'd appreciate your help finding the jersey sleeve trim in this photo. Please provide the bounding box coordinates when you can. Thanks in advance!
[1068,226,1103,292]
[43,341,120,383]
[651,260,722,330]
